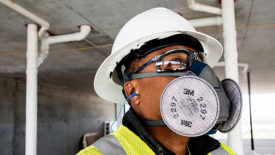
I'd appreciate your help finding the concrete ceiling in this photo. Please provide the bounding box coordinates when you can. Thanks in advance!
[0,0,274,96]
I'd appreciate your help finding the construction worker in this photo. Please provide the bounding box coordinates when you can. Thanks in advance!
[77,7,242,155]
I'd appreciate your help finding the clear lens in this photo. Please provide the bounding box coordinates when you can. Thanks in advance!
[157,51,188,72]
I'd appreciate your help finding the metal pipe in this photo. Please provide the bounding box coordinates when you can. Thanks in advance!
[189,16,223,27]
[247,72,255,151]
[25,24,38,155]
[222,0,244,154]
[0,0,49,33]
[186,0,222,15]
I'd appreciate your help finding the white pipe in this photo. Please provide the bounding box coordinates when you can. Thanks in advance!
[238,63,249,75]
[47,25,91,44]
[186,0,222,15]
[38,26,49,39]
[0,0,49,31]
[216,62,249,76]
[25,24,38,155]
[189,16,223,27]
[222,0,244,154]
[37,38,49,67]
[37,25,91,67]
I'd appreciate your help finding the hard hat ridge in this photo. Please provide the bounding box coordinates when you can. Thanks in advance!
[111,7,196,55]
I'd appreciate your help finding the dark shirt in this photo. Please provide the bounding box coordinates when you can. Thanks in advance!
[122,108,220,155]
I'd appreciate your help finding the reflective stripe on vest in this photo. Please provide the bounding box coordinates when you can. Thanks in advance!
[93,134,126,155]
[207,142,236,155]
[208,146,229,155]
[79,125,236,155]
[76,145,102,155]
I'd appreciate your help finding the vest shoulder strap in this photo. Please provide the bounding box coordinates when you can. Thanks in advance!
[77,125,155,155]
[76,134,126,155]
[111,125,155,155]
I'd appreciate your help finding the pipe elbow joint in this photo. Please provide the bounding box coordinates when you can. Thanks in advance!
[76,25,91,41]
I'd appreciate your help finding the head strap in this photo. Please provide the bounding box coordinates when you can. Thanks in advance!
[124,71,194,82]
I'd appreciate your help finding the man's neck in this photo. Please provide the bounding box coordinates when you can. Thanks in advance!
[147,126,190,155]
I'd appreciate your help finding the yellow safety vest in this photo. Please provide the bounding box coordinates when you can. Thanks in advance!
[77,125,236,155]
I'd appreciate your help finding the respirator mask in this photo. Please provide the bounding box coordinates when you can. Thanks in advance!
[124,48,242,137]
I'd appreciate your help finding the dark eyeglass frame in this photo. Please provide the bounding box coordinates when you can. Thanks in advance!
[135,48,203,73]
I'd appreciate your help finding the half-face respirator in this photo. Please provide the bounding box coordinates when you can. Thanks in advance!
[124,49,242,137]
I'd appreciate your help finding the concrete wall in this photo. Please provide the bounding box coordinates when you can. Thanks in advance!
[0,76,115,155]
[0,77,16,154]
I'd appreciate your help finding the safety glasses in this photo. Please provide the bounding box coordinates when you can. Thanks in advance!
[135,48,203,73]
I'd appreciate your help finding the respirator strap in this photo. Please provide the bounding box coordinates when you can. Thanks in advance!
[131,72,192,80]
[144,120,166,127]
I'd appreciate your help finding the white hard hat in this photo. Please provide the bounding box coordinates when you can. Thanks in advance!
[94,7,223,103]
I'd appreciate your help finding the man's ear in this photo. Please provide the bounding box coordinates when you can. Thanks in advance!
[124,81,140,105]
